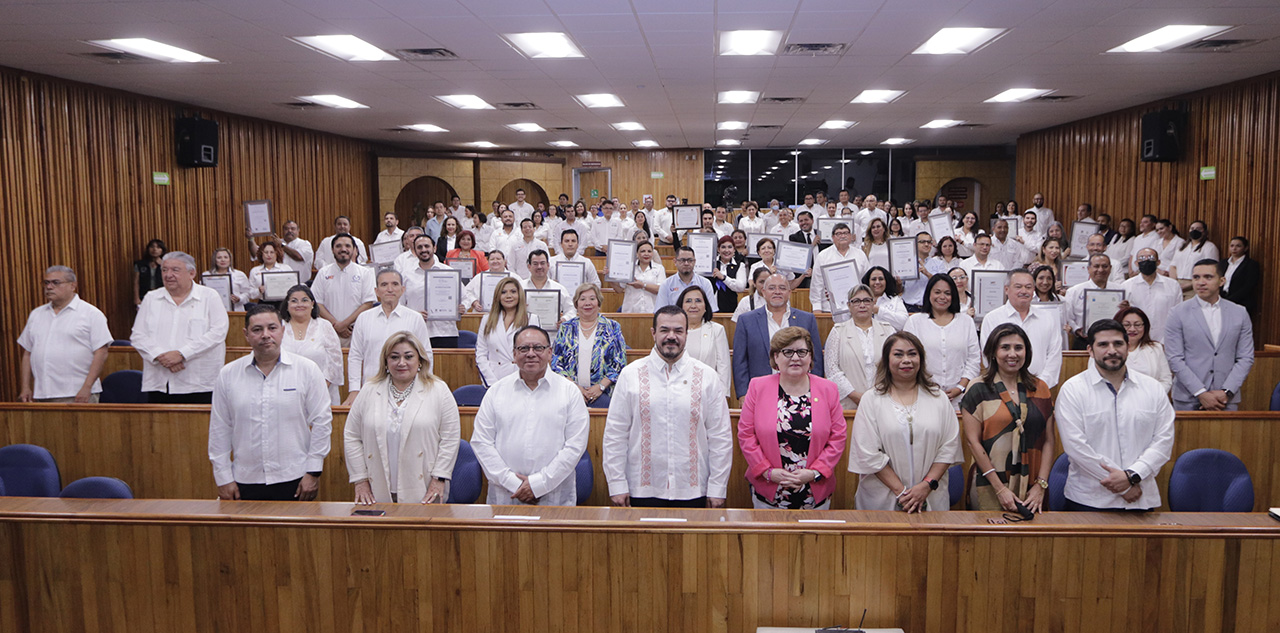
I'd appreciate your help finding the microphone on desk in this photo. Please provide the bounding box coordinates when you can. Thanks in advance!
[816,608,866,633]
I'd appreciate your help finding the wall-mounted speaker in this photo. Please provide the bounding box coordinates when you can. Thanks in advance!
[176,116,219,167]
[1140,109,1186,163]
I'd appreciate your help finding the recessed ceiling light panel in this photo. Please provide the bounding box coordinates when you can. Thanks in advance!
[798,138,828,146]
[575,93,624,108]
[819,120,856,130]
[403,124,448,133]
[881,138,915,145]
[717,121,748,130]
[292,35,396,61]
[436,94,495,109]
[504,32,585,58]
[632,140,659,148]
[717,139,741,146]
[985,88,1054,103]
[718,91,760,104]
[86,38,217,63]
[1108,25,1233,53]
[719,30,784,56]
[921,119,964,128]
[850,90,905,104]
[611,121,644,131]
[548,140,578,148]
[506,123,546,132]
[465,141,499,148]
[912,27,1007,55]
[298,94,368,109]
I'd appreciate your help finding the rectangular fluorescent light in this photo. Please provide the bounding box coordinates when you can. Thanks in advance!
[575,93,624,108]
[985,88,1054,103]
[717,139,741,146]
[718,91,760,104]
[403,124,448,133]
[548,140,578,148]
[921,119,964,128]
[506,123,546,133]
[504,32,584,58]
[1109,25,1233,53]
[912,27,1007,55]
[611,121,644,131]
[465,141,499,148]
[719,30,784,56]
[436,94,494,109]
[819,120,856,129]
[632,140,659,148]
[86,38,217,63]
[298,94,368,109]
[717,121,748,130]
[851,90,905,104]
[798,138,828,146]
[882,138,915,145]
[291,35,395,61]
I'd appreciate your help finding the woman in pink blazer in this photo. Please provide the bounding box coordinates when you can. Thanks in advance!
[738,326,848,509]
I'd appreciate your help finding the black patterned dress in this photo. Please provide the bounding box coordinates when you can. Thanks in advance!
[755,384,818,509]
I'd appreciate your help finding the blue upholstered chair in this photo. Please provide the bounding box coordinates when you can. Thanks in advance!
[948,464,964,509]
[452,384,488,407]
[457,330,477,349]
[1270,381,1280,411]
[1047,453,1071,512]
[100,370,145,404]
[1167,449,1254,512]
[576,452,593,505]
[60,477,134,499]
[446,440,482,504]
[0,444,61,497]
[587,392,611,411]
[0,477,7,496]
[109,339,132,347]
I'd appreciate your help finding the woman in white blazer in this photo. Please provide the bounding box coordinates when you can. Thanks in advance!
[824,284,896,409]
[677,285,731,393]
[345,332,460,504]
[476,276,540,386]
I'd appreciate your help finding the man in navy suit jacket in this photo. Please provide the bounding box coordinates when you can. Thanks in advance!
[732,273,824,398]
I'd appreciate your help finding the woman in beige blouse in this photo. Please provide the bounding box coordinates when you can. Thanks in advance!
[824,284,895,409]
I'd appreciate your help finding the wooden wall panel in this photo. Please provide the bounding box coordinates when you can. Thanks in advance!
[562,150,705,206]
[0,66,377,401]
[1016,71,1280,342]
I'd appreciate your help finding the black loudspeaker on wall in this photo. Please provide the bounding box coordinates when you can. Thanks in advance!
[1139,109,1186,163]
[175,116,219,167]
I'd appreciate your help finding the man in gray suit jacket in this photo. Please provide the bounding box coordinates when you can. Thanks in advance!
[732,273,824,398]
[1165,259,1254,411]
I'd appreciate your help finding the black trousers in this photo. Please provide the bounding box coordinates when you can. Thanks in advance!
[238,477,304,501]
[147,391,213,404]
[630,496,708,509]
[430,336,459,349]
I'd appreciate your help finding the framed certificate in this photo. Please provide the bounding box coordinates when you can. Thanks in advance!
[446,257,476,282]
[202,273,233,310]
[821,260,863,316]
[244,199,273,237]
[1062,261,1089,287]
[525,289,561,329]
[746,232,774,258]
[604,239,636,283]
[556,260,586,291]
[888,236,919,280]
[687,232,716,275]
[424,267,461,321]
[1069,220,1100,258]
[673,204,702,230]
[1000,216,1021,240]
[815,217,852,244]
[972,269,1009,319]
[774,239,812,273]
[1083,288,1125,331]
[261,270,300,302]
[927,210,954,242]
[478,271,509,312]
[370,240,403,264]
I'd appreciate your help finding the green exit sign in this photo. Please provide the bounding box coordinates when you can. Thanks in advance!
[1200,166,1216,180]
[590,188,599,198]
[152,171,170,186]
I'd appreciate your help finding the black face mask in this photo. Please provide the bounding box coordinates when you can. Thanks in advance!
[1189,229,1204,241]
[1137,260,1158,276]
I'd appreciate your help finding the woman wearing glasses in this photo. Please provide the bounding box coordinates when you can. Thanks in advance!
[824,285,895,409]
[738,327,847,509]
[279,284,343,405]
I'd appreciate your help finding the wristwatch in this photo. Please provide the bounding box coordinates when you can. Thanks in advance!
[1125,469,1142,486]
[1225,390,1235,401]
[924,478,939,491]
[1035,478,1049,490]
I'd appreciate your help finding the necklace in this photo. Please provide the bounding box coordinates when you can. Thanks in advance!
[389,381,413,404]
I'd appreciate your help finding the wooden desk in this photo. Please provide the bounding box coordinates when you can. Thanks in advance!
[1,499,1276,633]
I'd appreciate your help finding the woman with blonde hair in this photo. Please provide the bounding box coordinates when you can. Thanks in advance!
[204,247,253,310]
[551,284,628,405]
[345,332,461,505]
[248,238,287,307]
[476,276,540,386]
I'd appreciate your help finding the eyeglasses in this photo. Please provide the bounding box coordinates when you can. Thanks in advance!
[777,348,811,359]
[848,298,873,306]
[515,344,550,354]
[674,258,694,264]
[42,279,68,287]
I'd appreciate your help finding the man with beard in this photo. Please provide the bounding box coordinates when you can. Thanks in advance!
[602,305,732,508]
[311,234,375,344]
[1055,319,1174,511]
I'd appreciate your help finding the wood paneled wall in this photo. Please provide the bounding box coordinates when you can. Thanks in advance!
[562,149,705,205]
[0,66,378,400]
[1016,70,1280,342]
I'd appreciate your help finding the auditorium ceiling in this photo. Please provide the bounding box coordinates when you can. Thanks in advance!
[0,0,1278,150]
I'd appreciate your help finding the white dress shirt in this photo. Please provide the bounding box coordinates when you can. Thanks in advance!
[1121,274,1183,342]
[471,370,591,505]
[508,201,535,223]
[1032,206,1054,230]
[1170,242,1219,280]
[1223,256,1244,293]
[603,351,733,500]
[347,304,434,392]
[510,238,549,279]
[392,250,418,276]
[738,215,767,235]
[590,216,631,251]
[1155,236,1186,273]
[1129,231,1159,269]
[205,269,254,310]
[551,219,589,254]
[684,321,732,393]
[824,319,895,408]
[549,252,602,288]
[281,317,344,402]
[1062,278,1113,332]
[281,237,315,280]
[130,284,229,394]
[903,312,980,407]
[314,234,369,270]
[731,292,766,322]
[247,263,293,301]
[875,295,909,331]
[400,262,460,339]
[487,227,520,259]
[523,276,576,321]
[769,221,797,237]
[650,207,674,241]
[990,237,1030,269]
[208,351,332,487]
[978,303,1065,388]
[476,311,541,386]
[17,295,113,399]
[1055,366,1175,510]
[1196,296,1223,346]
[620,262,666,313]
[959,255,1004,279]
[311,262,375,324]
[463,270,521,311]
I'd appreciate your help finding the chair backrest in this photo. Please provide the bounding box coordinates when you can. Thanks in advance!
[452,384,488,407]
[0,444,61,497]
[1047,453,1071,512]
[0,477,7,496]
[947,464,964,509]
[1271,381,1280,411]
[446,440,482,504]
[100,370,146,404]
[60,476,134,499]
[109,339,132,347]
[576,452,593,505]
[457,330,478,349]
[588,392,611,411]
[1168,448,1255,512]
